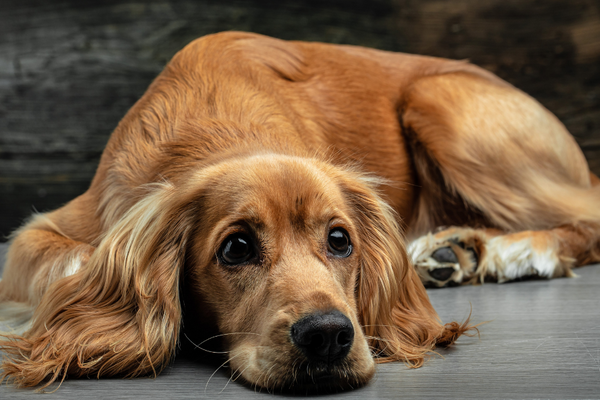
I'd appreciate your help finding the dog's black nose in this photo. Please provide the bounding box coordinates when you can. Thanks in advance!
[290,310,354,362]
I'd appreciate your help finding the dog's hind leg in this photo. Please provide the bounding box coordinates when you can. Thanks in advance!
[400,70,600,286]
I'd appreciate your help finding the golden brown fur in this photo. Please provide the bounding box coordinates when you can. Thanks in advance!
[0,31,598,391]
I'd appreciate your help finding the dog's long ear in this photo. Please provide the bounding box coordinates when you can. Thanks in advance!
[340,172,471,367]
[0,182,194,388]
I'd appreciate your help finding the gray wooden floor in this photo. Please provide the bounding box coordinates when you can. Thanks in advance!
[0,243,598,399]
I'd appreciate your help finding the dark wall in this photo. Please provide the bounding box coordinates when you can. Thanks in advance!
[1,0,599,239]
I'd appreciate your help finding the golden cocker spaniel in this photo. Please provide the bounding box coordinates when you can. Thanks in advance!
[1,31,599,392]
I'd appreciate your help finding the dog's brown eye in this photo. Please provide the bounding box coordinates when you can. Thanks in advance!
[219,233,256,266]
[328,228,352,257]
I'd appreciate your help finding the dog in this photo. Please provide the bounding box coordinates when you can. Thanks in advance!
[1,31,598,392]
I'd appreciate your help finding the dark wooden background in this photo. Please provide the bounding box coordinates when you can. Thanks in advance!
[1,0,599,240]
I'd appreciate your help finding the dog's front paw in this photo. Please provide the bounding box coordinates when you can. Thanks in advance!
[409,228,485,287]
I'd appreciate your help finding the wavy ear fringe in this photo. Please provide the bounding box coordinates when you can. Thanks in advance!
[0,182,193,389]
[342,173,476,367]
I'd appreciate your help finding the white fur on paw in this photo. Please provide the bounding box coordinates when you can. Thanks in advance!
[485,235,561,283]
[408,232,437,265]
[410,228,572,285]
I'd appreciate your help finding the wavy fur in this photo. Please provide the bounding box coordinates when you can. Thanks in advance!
[1,32,597,392]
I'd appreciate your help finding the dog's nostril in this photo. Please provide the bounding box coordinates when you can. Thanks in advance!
[303,332,328,357]
[291,310,354,362]
[310,332,325,348]
[336,329,352,346]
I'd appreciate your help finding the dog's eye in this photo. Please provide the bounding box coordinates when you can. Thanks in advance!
[328,228,352,257]
[218,233,256,265]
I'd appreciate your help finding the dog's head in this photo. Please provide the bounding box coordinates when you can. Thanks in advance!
[152,153,457,391]
[183,154,381,391]
[4,154,461,392]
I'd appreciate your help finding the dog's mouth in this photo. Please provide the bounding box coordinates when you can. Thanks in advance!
[285,365,364,393]
[236,358,367,394]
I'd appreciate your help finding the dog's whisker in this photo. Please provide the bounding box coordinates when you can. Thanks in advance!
[182,333,227,354]
[360,324,398,329]
[221,362,244,393]
[290,355,302,378]
[369,347,387,358]
[254,366,270,394]
[364,334,391,343]
[183,333,227,354]
[364,340,390,357]
[198,331,262,344]
[263,363,277,393]
[224,364,254,394]
[231,361,252,382]
[364,334,394,356]
[220,353,252,393]
[184,332,261,354]
[204,351,244,395]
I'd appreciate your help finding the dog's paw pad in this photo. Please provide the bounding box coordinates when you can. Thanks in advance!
[431,246,458,264]
[427,266,455,281]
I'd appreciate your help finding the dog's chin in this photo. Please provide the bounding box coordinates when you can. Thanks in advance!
[285,366,372,394]
[235,358,374,395]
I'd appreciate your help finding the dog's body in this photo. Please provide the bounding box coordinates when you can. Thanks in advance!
[1,32,599,391]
